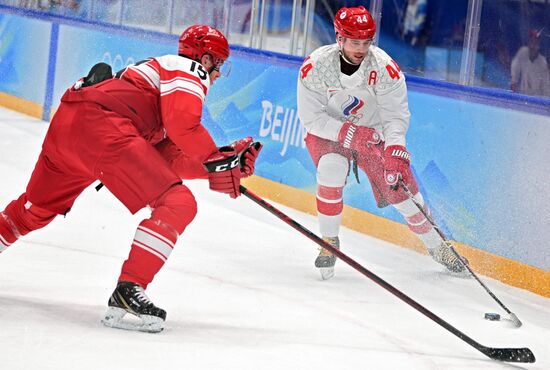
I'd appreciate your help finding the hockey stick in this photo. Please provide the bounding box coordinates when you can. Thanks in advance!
[239,185,534,363]
[399,180,523,328]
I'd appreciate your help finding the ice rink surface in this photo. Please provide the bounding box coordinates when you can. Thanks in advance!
[1,106,549,369]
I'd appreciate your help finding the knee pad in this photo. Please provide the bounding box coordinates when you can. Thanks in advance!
[316,154,347,219]
[317,153,349,187]
[150,184,197,235]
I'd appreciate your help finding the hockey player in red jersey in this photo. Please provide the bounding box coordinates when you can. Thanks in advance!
[0,25,262,332]
[297,7,465,280]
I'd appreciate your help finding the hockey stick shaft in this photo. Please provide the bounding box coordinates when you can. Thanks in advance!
[239,185,534,363]
[399,180,522,327]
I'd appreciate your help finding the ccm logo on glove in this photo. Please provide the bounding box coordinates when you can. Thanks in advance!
[203,138,263,199]
[211,157,240,172]
[204,147,242,198]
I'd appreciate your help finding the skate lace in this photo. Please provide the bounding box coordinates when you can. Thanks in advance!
[318,248,333,257]
[132,286,152,305]
[319,237,340,255]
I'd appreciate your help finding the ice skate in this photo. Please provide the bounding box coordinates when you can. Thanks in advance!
[315,236,340,280]
[102,281,166,333]
[428,242,469,274]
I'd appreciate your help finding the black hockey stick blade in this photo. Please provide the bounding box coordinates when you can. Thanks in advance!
[239,185,536,363]
[479,346,535,363]
[399,180,524,328]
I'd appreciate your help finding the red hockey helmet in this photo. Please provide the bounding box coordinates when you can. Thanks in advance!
[334,6,376,40]
[178,25,230,65]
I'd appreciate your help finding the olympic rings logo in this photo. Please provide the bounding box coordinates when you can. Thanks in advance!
[102,52,135,71]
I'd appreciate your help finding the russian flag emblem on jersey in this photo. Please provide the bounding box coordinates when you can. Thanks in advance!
[341,95,364,117]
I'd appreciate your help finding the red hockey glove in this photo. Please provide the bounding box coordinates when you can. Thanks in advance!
[338,121,381,154]
[383,145,411,188]
[203,147,242,198]
[230,137,263,178]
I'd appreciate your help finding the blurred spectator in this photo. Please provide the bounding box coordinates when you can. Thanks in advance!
[16,0,88,17]
[17,0,50,9]
[511,29,550,97]
[53,0,88,17]
[402,0,428,46]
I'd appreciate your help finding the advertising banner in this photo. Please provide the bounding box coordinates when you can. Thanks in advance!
[52,24,175,108]
[1,11,549,272]
[0,13,51,105]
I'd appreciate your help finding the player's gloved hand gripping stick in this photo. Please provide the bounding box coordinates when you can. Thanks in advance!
[230,137,263,178]
[384,145,411,189]
[203,138,263,199]
[338,121,381,155]
[338,121,381,182]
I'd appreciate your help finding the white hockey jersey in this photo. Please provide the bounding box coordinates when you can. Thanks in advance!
[297,43,410,147]
[511,46,550,97]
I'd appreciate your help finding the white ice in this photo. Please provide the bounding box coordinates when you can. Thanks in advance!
[1,106,549,370]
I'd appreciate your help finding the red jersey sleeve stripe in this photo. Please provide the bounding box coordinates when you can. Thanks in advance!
[162,75,206,94]
[160,79,205,101]
[146,59,160,74]
[160,86,204,102]
[130,63,160,89]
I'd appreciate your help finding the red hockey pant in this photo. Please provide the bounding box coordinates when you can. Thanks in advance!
[305,134,419,208]
[0,101,197,287]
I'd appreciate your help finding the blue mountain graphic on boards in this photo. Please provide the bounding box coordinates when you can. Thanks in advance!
[215,101,251,135]
[202,106,228,144]
[208,64,297,118]
[418,160,479,246]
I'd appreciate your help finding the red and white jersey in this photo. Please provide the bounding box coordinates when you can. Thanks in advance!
[117,55,217,162]
[297,43,410,147]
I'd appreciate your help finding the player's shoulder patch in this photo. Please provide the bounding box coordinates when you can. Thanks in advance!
[155,55,211,88]
[300,44,340,91]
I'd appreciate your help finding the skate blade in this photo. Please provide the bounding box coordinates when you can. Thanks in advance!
[440,270,470,279]
[319,267,335,280]
[442,266,470,278]
[102,307,164,333]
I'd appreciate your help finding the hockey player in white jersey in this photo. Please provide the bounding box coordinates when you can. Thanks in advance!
[297,6,466,279]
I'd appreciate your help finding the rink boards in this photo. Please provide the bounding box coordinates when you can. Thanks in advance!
[0,5,549,297]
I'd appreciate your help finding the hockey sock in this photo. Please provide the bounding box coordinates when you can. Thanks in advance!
[119,218,178,289]
[393,193,440,250]
[317,184,344,237]
[0,212,17,252]
[118,185,197,288]
[315,153,348,237]
[0,194,57,252]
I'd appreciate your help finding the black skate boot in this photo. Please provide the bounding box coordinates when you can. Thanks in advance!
[315,236,340,280]
[102,281,166,333]
[428,242,469,274]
